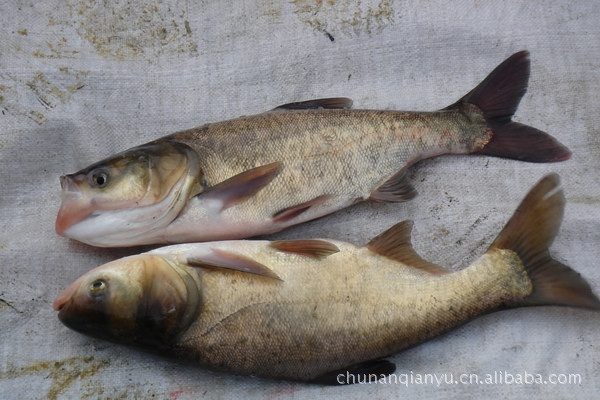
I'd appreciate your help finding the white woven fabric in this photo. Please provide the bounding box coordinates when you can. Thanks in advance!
[1,1,598,398]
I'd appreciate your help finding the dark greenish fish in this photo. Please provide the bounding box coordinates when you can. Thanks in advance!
[56,51,570,247]
[53,174,599,383]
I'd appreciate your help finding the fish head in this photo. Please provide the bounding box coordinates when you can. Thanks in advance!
[53,254,200,347]
[56,140,202,246]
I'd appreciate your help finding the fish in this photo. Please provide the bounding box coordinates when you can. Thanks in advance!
[56,51,571,247]
[53,174,599,383]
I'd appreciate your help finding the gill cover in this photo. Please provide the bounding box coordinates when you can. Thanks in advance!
[54,254,200,347]
[56,140,202,246]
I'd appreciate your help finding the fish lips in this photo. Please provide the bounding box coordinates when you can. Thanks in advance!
[53,273,85,312]
[55,202,95,236]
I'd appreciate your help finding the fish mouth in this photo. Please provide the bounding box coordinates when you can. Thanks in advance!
[59,175,71,191]
[55,202,94,236]
[59,174,86,192]
[53,274,85,311]
[53,294,67,311]
[56,175,95,236]
[54,285,110,339]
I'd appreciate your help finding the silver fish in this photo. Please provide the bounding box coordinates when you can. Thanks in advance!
[53,174,598,383]
[56,51,570,247]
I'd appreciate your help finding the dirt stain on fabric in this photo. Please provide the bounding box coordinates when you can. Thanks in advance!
[455,214,489,246]
[0,81,47,124]
[291,0,394,37]
[25,70,87,110]
[568,196,600,205]
[81,383,161,399]
[262,1,283,19]
[66,0,198,60]
[0,297,22,313]
[0,84,6,107]
[0,68,88,124]
[0,356,109,400]
[32,36,80,59]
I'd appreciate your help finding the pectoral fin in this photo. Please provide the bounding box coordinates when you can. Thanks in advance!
[370,168,417,203]
[367,221,447,275]
[270,240,339,259]
[314,360,396,385]
[272,97,353,111]
[201,162,282,210]
[186,248,282,280]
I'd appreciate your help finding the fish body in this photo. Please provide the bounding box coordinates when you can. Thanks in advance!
[163,108,489,242]
[54,174,599,383]
[150,241,528,380]
[56,51,571,247]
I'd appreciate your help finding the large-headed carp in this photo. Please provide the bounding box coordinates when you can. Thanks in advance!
[56,51,570,247]
[53,174,598,383]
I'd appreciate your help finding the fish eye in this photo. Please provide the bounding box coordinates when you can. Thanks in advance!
[89,279,107,297]
[89,170,109,188]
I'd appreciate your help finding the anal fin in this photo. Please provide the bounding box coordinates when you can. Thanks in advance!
[370,168,417,203]
[367,221,447,275]
[314,360,396,385]
[272,195,331,223]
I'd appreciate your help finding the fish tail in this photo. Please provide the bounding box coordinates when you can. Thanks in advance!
[489,174,600,310]
[446,51,571,162]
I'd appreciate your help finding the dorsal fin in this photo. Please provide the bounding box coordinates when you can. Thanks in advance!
[270,240,340,260]
[370,168,417,203]
[272,97,353,111]
[367,221,447,275]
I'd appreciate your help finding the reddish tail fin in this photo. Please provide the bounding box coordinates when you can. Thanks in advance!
[490,174,600,310]
[447,51,571,162]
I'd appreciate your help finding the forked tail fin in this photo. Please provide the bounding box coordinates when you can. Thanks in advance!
[446,51,571,162]
[489,174,599,309]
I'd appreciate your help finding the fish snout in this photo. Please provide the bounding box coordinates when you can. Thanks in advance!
[53,276,83,312]
[55,179,95,236]
[59,175,68,190]
[54,291,95,334]
[60,174,83,192]
[53,293,70,312]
